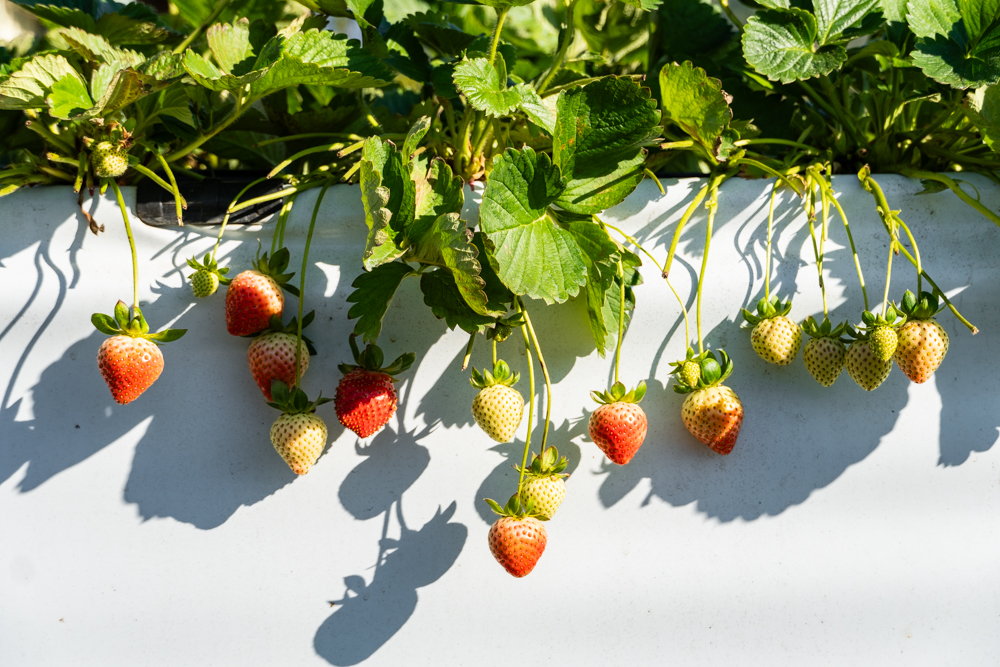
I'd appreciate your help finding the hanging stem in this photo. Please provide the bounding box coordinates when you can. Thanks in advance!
[492,339,497,366]
[696,175,725,355]
[153,151,185,225]
[614,259,627,384]
[294,184,330,390]
[817,174,830,317]
[825,184,869,311]
[663,183,710,277]
[461,332,476,371]
[173,0,231,54]
[882,238,894,315]
[229,180,322,214]
[519,302,551,453]
[804,177,827,316]
[212,176,269,263]
[895,215,923,294]
[487,7,511,66]
[271,194,297,256]
[516,305,536,497]
[536,0,578,94]
[109,180,139,309]
[764,181,777,300]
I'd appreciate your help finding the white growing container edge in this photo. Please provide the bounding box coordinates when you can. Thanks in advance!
[1,175,998,666]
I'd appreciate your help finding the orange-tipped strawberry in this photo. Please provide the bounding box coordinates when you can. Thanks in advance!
[92,300,186,405]
[485,494,547,578]
[672,348,743,455]
[588,380,648,465]
[267,380,332,475]
[334,336,415,438]
[248,313,316,401]
[893,290,950,383]
[225,247,297,337]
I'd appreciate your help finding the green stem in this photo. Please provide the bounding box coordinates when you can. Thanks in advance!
[39,166,74,181]
[271,194,297,256]
[516,304,536,498]
[643,168,665,194]
[696,177,723,354]
[173,0,230,54]
[735,138,820,154]
[804,180,826,315]
[901,169,1000,229]
[294,184,330,390]
[764,181,777,300]
[536,0,578,94]
[154,151,185,224]
[165,101,244,163]
[895,215,923,294]
[732,158,804,195]
[462,332,476,371]
[109,179,139,309]
[663,183,710,277]
[253,133,366,148]
[130,163,184,203]
[719,0,743,28]
[614,259,626,384]
[520,303,551,453]
[269,142,346,179]
[826,185,869,311]
[25,118,74,155]
[882,239,893,315]
[73,151,86,193]
[487,7,510,66]
[817,174,829,316]
[492,339,497,366]
[890,235,977,333]
[211,176,268,262]
[229,180,320,214]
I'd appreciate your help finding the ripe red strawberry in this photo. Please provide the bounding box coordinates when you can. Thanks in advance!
[742,296,801,365]
[588,381,647,465]
[485,495,547,578]
[893,290,950,384]
[470,360,524,442]
[92,300,186,405]
[516,446,569,520]
[225,248,295,336]
[672,349,743,455]
[335,338,415,438]
[247,313,315,400]
[267,381,332,475]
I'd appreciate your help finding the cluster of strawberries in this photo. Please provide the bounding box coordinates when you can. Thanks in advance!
[743,290,951,389]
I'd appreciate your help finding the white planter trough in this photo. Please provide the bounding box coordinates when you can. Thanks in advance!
[1,175,998,665]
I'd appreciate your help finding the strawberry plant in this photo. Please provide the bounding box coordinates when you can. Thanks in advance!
[5,0,1000,577]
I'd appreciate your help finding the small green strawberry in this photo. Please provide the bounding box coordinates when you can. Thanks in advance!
[91,140,129,179]
[517,446,569,520]
[893,290,950,384]
[800,316,849,387]
[672,349,743,455]
[670,348,702,388]
[186,253,231,298]
[742,296,802,365]
[267,380,332,475]
[857,305,906,362]
[470,360,524,442]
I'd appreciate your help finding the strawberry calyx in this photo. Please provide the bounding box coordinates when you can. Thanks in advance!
[338,334,415,378]
[670,348,734,394]
[266,380,331,415]
[591,380,646,405]
[484,493,545,520]
[847,303,907,340]
[897,290,943,321]
[186,252,231,286]
[470,359,519,389]
[251,246,299,297]
[800,315,850,342]
[514,445,569,480]
[91,300,186,344]
[257,311,318,355]
[485,312,526,343]
[741,295,792,327]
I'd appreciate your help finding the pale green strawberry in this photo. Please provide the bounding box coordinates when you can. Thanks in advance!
[679,360,701,388]
[743,296,801,365]
[846,340,892,391]
[516,446,569,520]
[191,270,219,298]
[470,360,524,442]
[869,325,899,361]
[800,316,849,387]
[91,140,129,178]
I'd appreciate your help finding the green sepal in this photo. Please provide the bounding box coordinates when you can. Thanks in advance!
[186,252,231,286]
[741,295,792,327]
[800,315,849,341]
[470,359,520,389]
[266,379,332,415]
[516,445,569,479]
[337,334,415,378]
[251,246,297,295]
[591,379,647,405]
[897,289,943,320]
[91,299,186,344]
[670,348,735,394]
[858,305,906,332]
[484,493,546,519]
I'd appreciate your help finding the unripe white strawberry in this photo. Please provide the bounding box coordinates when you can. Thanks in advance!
[470,360,524,442]
[270,412,328,475]
[91,140,129,178]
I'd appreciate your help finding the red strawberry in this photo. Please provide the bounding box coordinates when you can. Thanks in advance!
[247,313,315,400]
[485,495,547,578]
[335,338,415,438]
[588,381,648,465]
[225,248,295,336]
[671,348,743,455]
[92,301,186,405]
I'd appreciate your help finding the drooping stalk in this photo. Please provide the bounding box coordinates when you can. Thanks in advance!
[109,180,139,309]
[516,303,536,498]
[696,178,723,355]
[271,194,297,256]
[881,239,894,315]
[492,339,497,366]
[804,176,827,316]
[212,176,268,263]
[662,183,710,277]
[486,7,510,66]
[764,181,777,301]
[228,180,323,214]
[825,185,868,310]
[520,302,551,453]
[461,332,476,371]
[614,259,626,384]
[817,174,830,317]
[900,169,1000,229]
[153,151,185,225]
[293,184,330,390]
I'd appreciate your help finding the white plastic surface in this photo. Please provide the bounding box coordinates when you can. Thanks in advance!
[1,176,998,665]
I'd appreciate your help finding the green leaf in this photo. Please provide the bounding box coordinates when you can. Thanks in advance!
[59,26,144,65]
[90,67,165,117]
[47,72,93,119]
[420,268,499,333]
[471,232,514,308]
[181,19,279,92]
[249,29,394,98]
[656,0,735,59]
[906,0,961,37]
[347,262,415,343]
[405,11,477,56]
[0,53,80,110]
[149,84,195,127]
[659,61,733,156]
[560,216,625,355]
[403,115,432,159]
[91,313,120,335]
[515,83,556,134]
[452,55,521,117]
[552,77,661,214]
[480,147,589,304]
[617,0,663,8]
[880,0,909,22]
[96,5,178,45]
[742,8,848,83]
[601,261,641,357]
[410,158,464,243]
[967,84,1000,148]
[359,137,415,270]
[475,0,538,9]
[814,0,880,44]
